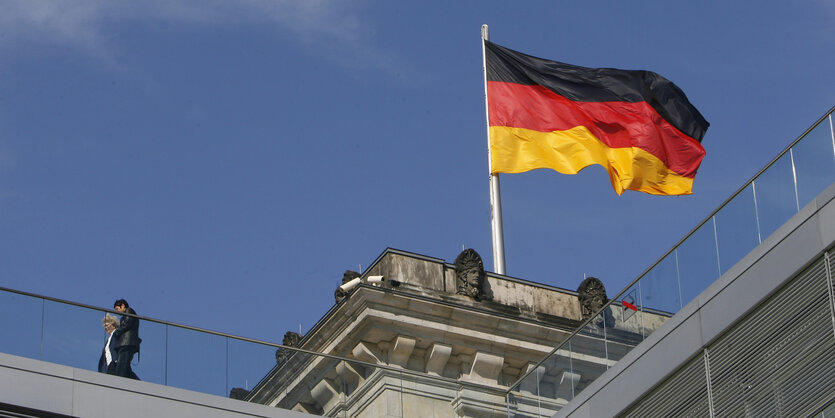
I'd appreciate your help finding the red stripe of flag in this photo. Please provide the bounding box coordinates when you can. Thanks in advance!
[488,82,705,178]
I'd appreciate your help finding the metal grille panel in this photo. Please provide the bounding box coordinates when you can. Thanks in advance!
[829,252,835,343]
[708,256,834,417]
[619,353,709,418]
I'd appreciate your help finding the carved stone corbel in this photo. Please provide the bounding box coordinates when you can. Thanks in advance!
[424,343,452,376]
[389,335,416,368]
[465,351,504,385]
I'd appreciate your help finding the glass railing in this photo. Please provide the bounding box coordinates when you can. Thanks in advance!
[0,286,479,417]
[0,289,274,396]
[506,106,835,416]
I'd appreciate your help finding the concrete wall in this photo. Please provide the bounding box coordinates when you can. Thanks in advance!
[0,352,313,418]
[365,248,585,323]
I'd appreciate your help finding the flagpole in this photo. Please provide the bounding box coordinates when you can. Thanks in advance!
[482,24,506,275]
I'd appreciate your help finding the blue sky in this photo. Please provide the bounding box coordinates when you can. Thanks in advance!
[0,0,833,344]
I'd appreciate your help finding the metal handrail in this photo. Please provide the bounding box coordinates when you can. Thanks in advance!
[0,284,498,393]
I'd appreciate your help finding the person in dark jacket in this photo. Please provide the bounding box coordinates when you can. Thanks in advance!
[97,314,119,374]
[112,299,140,380]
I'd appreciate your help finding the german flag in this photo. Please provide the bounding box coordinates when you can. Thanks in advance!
[485,41,709,195]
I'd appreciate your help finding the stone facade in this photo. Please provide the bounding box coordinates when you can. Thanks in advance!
[246,249,667,417]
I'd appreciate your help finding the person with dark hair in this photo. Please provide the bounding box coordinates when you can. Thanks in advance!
[112,299,140,380]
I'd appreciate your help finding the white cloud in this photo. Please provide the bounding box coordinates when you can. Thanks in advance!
[0,1,109,57]
[0,0,394,72]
